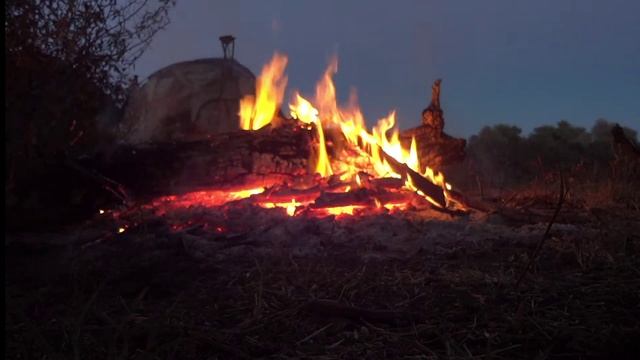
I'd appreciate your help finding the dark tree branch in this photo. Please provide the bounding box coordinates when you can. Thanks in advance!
[515,173,567,288]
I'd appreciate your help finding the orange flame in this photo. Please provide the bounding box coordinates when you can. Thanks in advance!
[239,53,288,130]
[243,52,455,208]
[290,93,333,176]
[314,56,341,126]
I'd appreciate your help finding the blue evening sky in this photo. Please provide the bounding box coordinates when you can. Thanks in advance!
[135,0,639,137]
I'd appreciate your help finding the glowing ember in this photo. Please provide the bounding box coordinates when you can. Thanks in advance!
[286,199,298,216]
[152,187,265,210]
[383,203,408,211]
[374,198,382,209]
[118,227,126,233]
[262,198,305,216]
[325,205,363,216]
[231,188,267,199]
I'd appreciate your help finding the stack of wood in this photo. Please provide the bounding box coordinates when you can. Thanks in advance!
[400,79,466,170]
[78,80,468,208]
[82,121,312,202]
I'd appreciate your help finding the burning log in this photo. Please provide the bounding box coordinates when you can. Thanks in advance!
[379,150,447,207]
[248,184,323,205]
[311,188,414,209]
[81,123,312,201]
[365,177,405,190]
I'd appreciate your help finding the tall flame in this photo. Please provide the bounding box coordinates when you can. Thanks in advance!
[242,52,454,208]
[290,93,333,176]
[239,53,288,130]
[314,56,341,127]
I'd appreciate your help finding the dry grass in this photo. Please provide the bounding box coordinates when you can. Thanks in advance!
[6,180,640,359]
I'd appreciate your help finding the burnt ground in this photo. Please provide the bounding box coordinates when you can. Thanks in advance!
[5,192,640,359]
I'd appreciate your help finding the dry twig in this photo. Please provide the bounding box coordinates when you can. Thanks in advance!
[515,173,567,287]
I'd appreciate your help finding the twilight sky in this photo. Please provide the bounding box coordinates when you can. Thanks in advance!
[134,0,640,137]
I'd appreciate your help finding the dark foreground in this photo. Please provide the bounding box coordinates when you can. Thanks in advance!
[5,193,640,360]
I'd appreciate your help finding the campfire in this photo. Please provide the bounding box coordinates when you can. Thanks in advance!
[73,46,477,240]
[105,52,468,225]
[8,5,640,357]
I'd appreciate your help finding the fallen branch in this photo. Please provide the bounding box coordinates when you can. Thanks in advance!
[311,188,416,209]
[64,157,132,205]
[515,173,567,287]
[381,151,446,207]
[296,322,333,345]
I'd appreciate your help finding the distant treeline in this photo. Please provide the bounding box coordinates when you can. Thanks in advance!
[446,119,638,191]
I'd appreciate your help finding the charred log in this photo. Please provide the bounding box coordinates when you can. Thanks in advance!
[311,188,414,209]
[400,79,466,169]
[380,151,447,207]
[80,124,313,201]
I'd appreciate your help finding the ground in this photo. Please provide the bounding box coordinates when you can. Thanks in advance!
[5,189,640,359]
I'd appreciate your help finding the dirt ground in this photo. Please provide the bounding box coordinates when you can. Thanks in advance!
[5,193,640,359]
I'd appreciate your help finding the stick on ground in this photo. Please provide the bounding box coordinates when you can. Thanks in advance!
[515,173,567,287]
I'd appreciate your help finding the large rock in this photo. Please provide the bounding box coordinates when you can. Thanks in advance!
[120,58,255,144]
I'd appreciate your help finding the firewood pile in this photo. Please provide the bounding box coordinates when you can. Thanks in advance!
[400,79,466,170]
[7,52,477,232]
[62,52,473,225]
[77,75,471,223]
